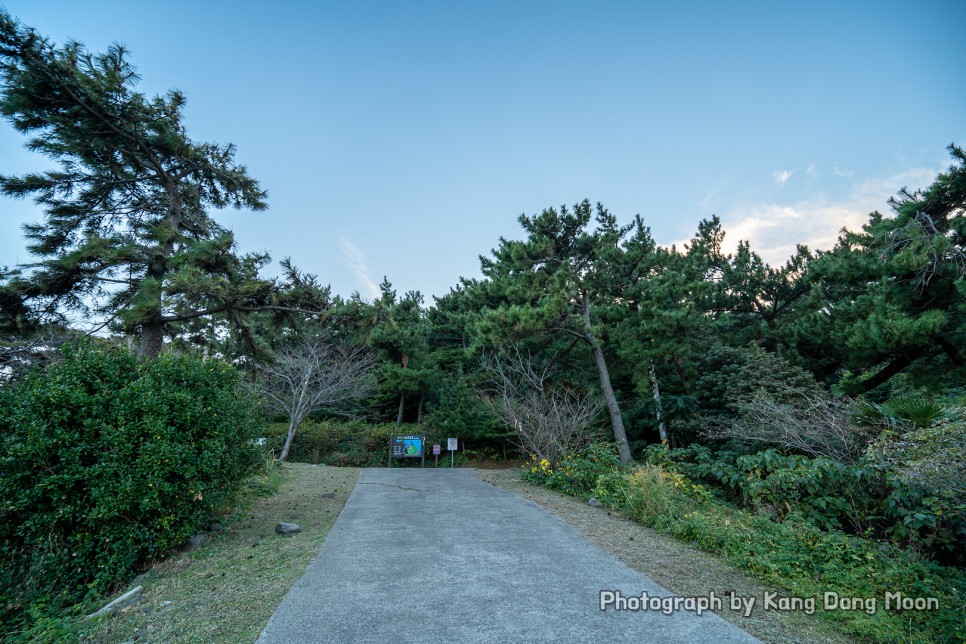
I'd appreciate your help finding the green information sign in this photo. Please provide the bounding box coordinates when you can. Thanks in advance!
[392,435,424,458]
[389,435,426,467]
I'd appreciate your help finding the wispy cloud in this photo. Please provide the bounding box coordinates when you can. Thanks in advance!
[833,165,855,177]
[806,162,817,176]
[718,167,937,266]
[773,170,793,186]
[339,236,380,300]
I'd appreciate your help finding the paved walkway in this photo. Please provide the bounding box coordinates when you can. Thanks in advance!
[257,468,759,643]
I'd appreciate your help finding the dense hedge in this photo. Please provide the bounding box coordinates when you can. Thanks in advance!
[0,342,262,634]
[261,420,397,466]
[260,420,500,467]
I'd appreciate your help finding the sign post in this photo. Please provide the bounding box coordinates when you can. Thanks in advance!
[432,443,441,467]
[447,437,458,468]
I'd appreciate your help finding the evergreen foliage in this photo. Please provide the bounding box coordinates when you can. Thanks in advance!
[0,341,261,633]
[0,12,326,358]
[807,145,965,394]
[1,11,964,638]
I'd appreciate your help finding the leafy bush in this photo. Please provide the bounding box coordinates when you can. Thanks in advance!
[261,420,473,467]
[261,419,517,468]
[620,466,965,643]
[524,448,965,642]
[867,410,966,559]
[683,345,887,461]
[691,343,827,417]
[0,342,261,635]
[423,372,509,443]
[883,397,948,428]
[623,463,711,523]
[522,442,630,503]
[648,446,870,529]
[261,420,389,466]
[646,443,965,564]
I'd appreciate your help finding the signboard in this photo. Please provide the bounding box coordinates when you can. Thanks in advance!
[447,437,458,451]
[392,435,424,458]
[432,444,441,455]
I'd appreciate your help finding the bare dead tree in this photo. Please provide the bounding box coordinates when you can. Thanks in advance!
[481,343,603,469]
[251,339,377,462]
[702,388,878,463]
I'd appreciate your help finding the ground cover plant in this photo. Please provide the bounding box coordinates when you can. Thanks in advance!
[480,467,856,643]
[520,442,965,643]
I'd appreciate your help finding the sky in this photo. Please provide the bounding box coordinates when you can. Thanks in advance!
[1,0,964,302]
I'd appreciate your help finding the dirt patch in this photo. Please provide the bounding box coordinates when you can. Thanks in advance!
[478,467,855,644]
[468,458,525,470]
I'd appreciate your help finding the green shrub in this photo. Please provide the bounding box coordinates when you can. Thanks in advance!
[260,416,519,468]
[514,443,965,640]
[645,443,965,563]
[868,411,965,560]
[423,372,509,443]
[624,464,702,525]
[691,343,827,418]
[621,461,965,642]
[883,397,947,428]
[522,442,630,503]
[0,342,261,636]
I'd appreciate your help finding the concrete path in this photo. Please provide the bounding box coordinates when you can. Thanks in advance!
[257,468,759,643]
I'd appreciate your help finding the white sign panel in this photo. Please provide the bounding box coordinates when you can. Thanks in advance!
[447,437,458,451]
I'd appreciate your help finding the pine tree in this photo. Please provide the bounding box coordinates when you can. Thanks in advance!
[476,200,636,461]
[808,144,965,393]
[0,12,317,358]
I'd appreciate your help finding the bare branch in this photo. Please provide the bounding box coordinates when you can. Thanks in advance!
[702,388,878,463]
[247,338,377,461]
[480,341,603,468]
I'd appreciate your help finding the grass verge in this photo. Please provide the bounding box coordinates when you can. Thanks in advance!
[77,462,358,643]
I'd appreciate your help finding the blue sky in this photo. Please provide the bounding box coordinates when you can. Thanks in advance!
[1,0,963,301]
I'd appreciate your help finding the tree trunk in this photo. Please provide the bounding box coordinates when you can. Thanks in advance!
[396,392,406,426]
[936,336,963,365]
[279,418,300,462]
[581,291,632,463]
[137,181,181,361]
[416,393,425,423]
[139,320,164,360]
[649,361,668,442]
[671,352,691,395]
[590,341,632,462]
